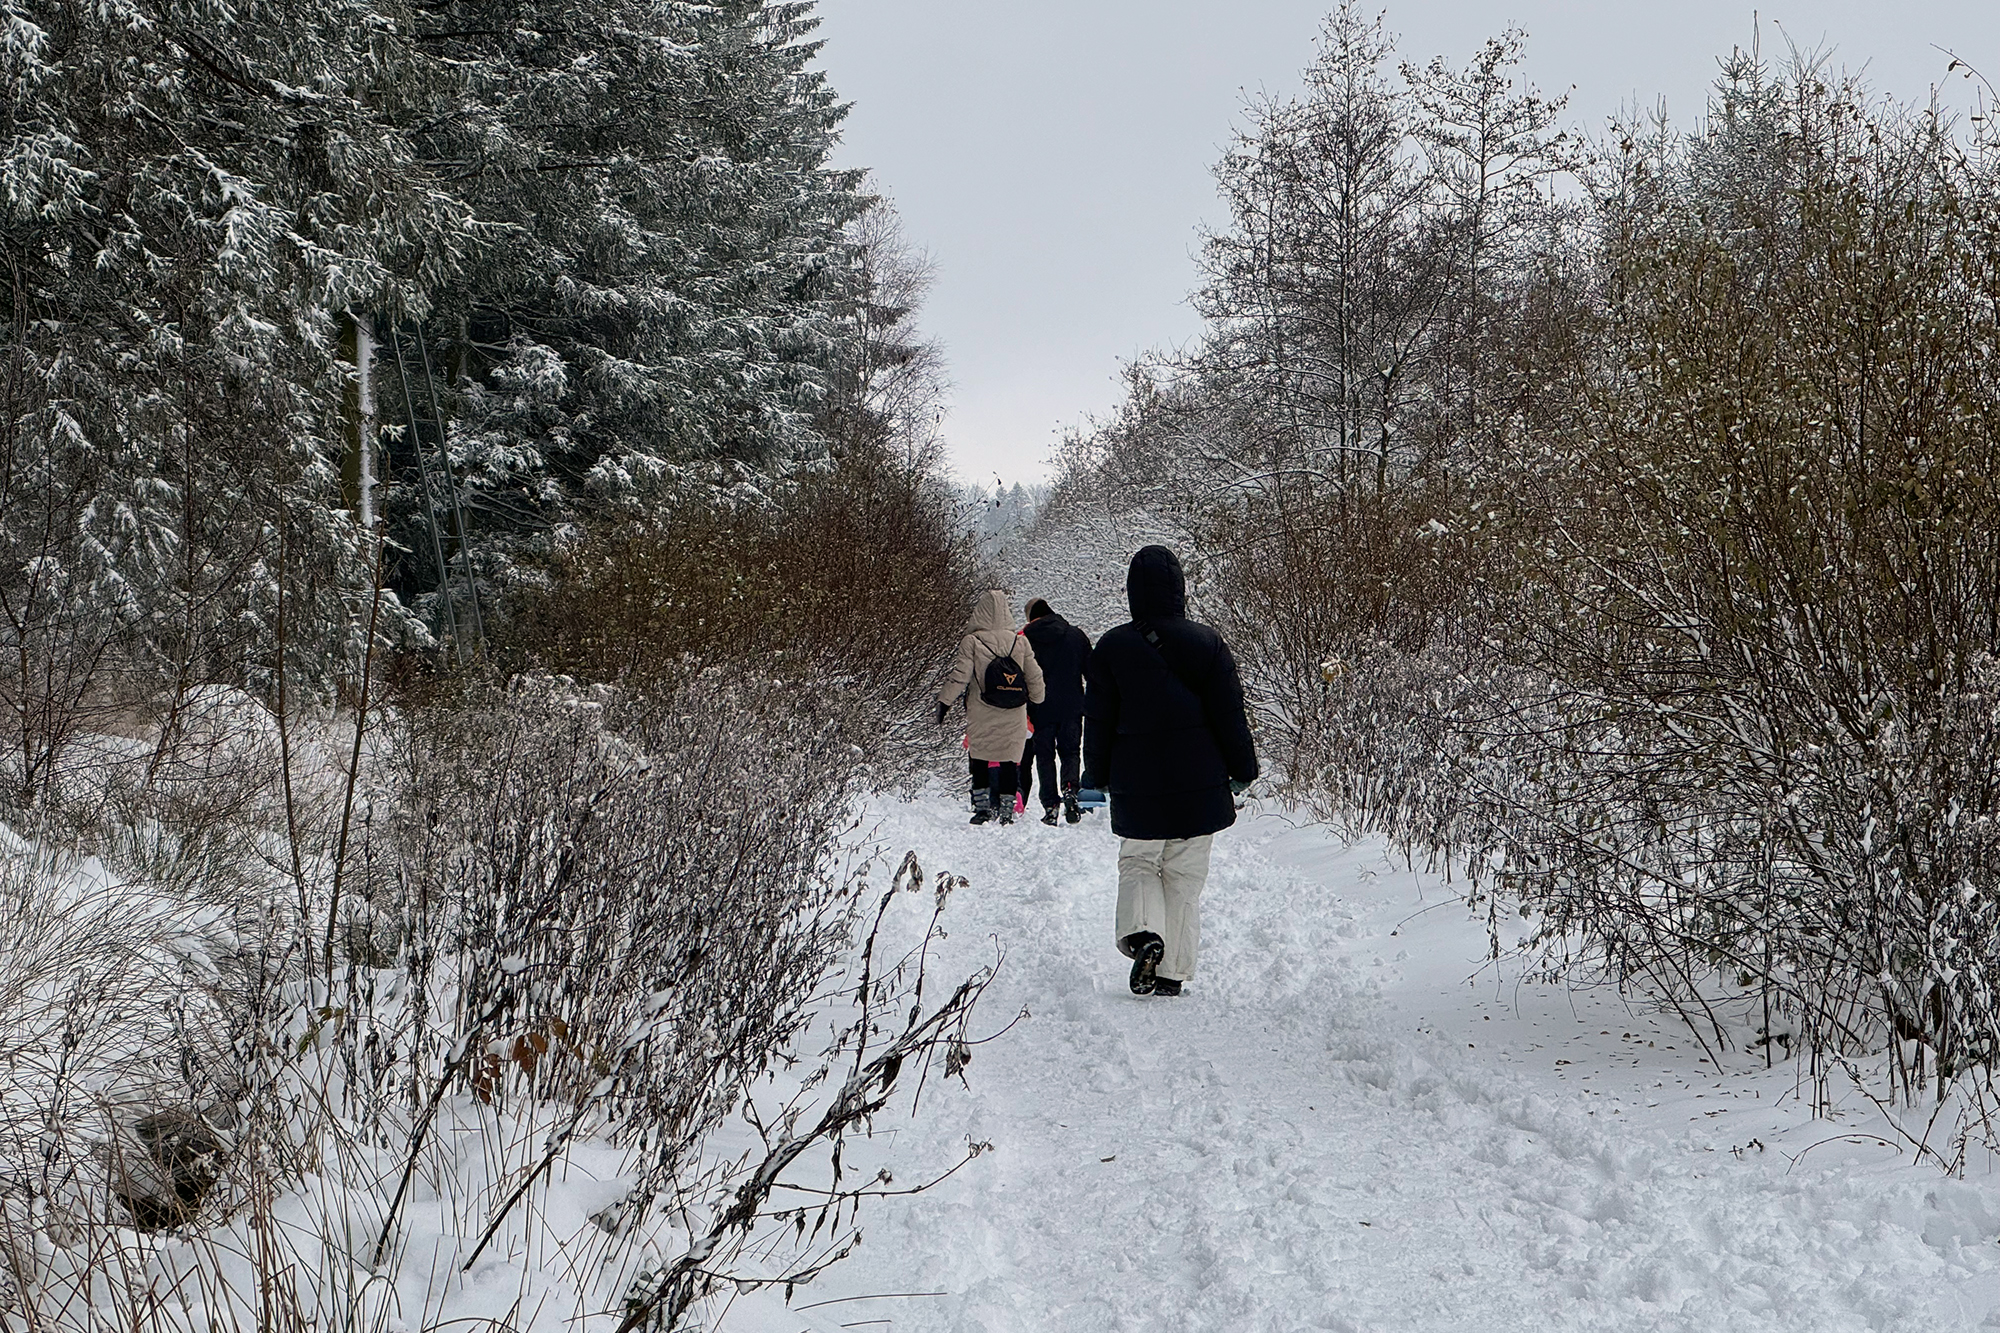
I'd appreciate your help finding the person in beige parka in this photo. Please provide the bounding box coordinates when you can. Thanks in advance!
[937,590,1047,824]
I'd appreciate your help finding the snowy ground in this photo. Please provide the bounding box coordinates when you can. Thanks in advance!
[776,791,2000,1333]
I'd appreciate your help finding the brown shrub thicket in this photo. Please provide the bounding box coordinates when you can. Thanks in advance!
[1050,17,2000,1112]
[507,447,978,778]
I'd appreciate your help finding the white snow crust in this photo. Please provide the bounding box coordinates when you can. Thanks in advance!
[775,792,2000,1332]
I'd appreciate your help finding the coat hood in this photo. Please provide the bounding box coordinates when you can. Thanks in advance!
[1126,545,1187,621]
[964,589,1014,636]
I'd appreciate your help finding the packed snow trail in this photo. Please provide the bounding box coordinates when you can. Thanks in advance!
[762,793,2000,1333]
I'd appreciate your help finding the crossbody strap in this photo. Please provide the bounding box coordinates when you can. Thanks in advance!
[1139,622,1198,697]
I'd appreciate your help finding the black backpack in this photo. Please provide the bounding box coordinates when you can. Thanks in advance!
[978,640,1029,709]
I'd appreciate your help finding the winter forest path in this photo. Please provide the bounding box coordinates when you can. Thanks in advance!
[796,794,2000,1333]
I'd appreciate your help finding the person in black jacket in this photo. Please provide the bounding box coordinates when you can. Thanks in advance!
[1081,545,1258,997]
[1018,597,1093,825]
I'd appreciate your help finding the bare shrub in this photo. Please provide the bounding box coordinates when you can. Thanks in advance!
[0,665,991,1331]
[1060,27,2000,1121]
[364,672,862,1155]
[507,446,977,780]
[1279,56,2000,1111]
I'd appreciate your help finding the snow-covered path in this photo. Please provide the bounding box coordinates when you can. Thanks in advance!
[784,794,2000,1333]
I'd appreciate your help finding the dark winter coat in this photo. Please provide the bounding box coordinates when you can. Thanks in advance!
[1081,546,1259,841]
[1022,612,1092,729]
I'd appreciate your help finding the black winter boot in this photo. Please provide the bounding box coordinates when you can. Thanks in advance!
[1040,806,1059,826]
[1121,932,1165,995]
[1151,977,1183,997]
[998,799,1015,826]
[1062,788,1082,824]
[969,789,993,825]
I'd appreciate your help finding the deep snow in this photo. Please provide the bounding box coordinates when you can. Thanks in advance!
[772,791,2000,1332]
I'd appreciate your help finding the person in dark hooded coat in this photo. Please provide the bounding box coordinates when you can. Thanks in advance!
[1081,545,1258,996]
[1019,597,1092,824]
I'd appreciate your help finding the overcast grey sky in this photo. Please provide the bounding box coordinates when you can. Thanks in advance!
[811,2,2000,486]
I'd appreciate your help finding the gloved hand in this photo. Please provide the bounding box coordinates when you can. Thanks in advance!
[1230,779,1250,796]
[935,701,950,725]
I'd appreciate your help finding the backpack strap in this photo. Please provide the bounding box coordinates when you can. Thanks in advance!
[967,631,1020,703]
[978,633,1019,670]
[1139,622,1199,698]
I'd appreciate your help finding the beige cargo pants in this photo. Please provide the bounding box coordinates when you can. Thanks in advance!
[1114,834,1214,982]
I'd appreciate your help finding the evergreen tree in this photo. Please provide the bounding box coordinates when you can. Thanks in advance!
[0,0,461,804]
[409,0,869,541]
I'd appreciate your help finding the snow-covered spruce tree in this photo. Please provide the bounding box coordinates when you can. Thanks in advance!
[402,0,867,567]
[0,4,990,1326]
[484,178,976,781]
[0,0,463,812]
